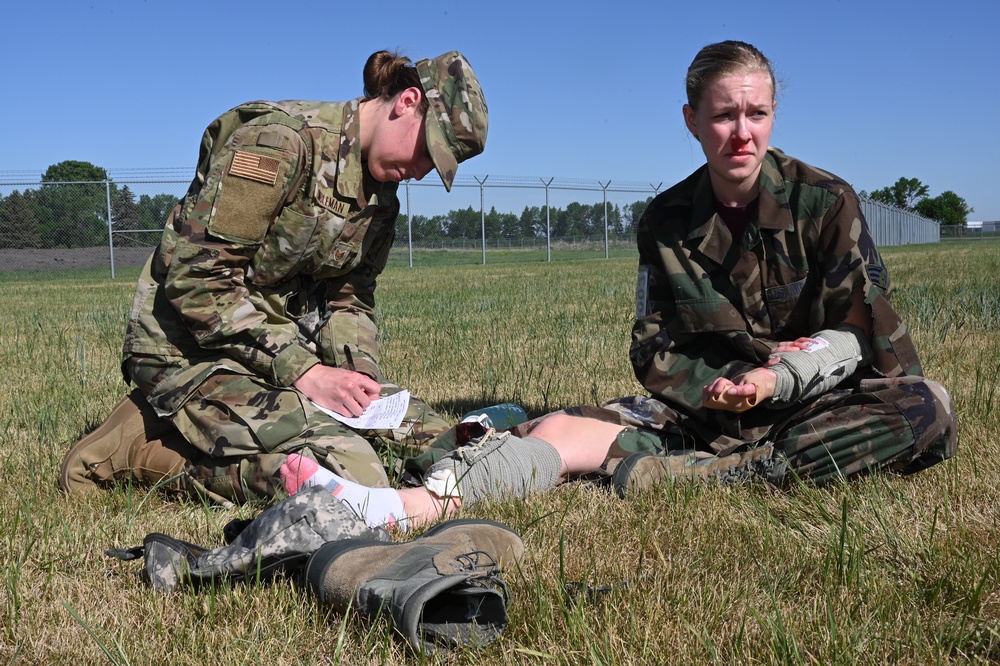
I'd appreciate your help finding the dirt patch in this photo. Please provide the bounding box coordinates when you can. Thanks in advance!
[0,246,155,273]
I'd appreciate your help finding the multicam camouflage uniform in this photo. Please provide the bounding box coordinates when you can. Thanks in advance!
[555,149,956,485]
[122,99,450,503]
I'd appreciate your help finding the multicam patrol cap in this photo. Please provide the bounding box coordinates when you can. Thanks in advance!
[416,51,488,192]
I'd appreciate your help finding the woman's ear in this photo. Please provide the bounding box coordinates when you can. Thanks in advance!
[682,104,698,140]
[391,86,424,117]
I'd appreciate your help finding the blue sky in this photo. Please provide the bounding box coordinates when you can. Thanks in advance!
[3,0,998,220]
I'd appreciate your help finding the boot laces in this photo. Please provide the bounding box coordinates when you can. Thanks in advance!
[454,428,508,462]
[454,549,510,602]
[454,549,501,574]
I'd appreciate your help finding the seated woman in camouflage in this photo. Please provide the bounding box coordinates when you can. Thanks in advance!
[410,39,957,509]
[60,49,488,522]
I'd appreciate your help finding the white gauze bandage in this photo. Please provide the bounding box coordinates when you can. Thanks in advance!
[769,326,872,406]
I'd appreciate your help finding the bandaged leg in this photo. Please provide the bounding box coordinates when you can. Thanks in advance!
[280,454,408,531]
[423,429,563,505]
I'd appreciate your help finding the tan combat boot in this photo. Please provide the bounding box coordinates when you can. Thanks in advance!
[59,388,192,494]
[611,445,789,497]
[305,518,524,653]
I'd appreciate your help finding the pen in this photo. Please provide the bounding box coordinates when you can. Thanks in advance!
[343,345,356,372]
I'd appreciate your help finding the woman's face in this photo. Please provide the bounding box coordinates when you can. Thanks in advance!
[365,89,435,184]
[683,70,775,204]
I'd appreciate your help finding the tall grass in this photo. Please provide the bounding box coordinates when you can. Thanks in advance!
[1,241,997,664]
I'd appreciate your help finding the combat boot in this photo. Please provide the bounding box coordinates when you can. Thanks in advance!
[59,388,192,494]
[611,445,788,498]
[305,518,524,653]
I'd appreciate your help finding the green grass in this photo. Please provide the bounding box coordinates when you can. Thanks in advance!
[1,241,998,664]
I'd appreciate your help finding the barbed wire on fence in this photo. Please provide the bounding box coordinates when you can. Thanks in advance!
[0,173,946,277]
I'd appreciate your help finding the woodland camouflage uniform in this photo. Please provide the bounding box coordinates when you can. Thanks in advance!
[538,149,957,486]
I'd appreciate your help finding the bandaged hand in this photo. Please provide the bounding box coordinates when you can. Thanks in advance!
[770,338,815,355]
[768,327,872,406]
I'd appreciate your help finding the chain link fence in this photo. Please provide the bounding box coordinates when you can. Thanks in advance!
[1,170,942,279]
[940,221,1000,241]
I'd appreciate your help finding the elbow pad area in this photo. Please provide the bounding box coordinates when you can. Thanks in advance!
[770,327,873,406]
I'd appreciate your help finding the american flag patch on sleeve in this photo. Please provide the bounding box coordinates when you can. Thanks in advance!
[229,150,280,185]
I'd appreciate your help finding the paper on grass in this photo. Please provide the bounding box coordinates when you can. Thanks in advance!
[312,390,410,430]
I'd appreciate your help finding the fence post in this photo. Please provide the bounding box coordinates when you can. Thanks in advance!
[541,177,553,263]
[599,180,611,259]
[105,179,115,279]
[476,175,488,265]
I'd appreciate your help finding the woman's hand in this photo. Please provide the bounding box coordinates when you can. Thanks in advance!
[703,364,779,412]
[293,364,382,417]
[769,337,815,356]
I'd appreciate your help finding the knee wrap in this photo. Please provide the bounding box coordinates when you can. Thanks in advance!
[424,430,562,504]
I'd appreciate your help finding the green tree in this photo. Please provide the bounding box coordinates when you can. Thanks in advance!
[622,196,653,236]
[33,160,112,248]
[554,202,590,237]
[42,161,109,183]
[111,185,141,247]
[136,193,178,230]
[0,190,42,249]
[518,206,544,237]
[861,177,929,209]
[113,185,139,230]
[603,202,625,237]
[915,191,973,226]
[443,206,480,239]
[484,206,519,240]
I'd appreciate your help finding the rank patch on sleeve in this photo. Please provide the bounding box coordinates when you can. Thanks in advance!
[635,265,650,319]
[866,264,889,289]
[230,150,280,185]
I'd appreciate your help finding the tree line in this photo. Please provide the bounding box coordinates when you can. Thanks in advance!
[0,160,654,250]
[0,161,975,251]
[0,161,176,249]
[395,199,652,242]
[860,177,973,225]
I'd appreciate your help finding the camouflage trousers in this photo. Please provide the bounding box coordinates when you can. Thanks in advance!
[575,376,958,486]
[128,365,450,504]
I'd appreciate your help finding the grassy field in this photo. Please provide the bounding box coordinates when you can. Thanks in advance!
[1,241,998,665]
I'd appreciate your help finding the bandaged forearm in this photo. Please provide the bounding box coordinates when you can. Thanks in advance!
[769,326,872,406]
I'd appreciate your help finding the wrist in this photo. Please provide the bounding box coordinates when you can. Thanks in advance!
[274,346,319,387]
[769,364,796,403]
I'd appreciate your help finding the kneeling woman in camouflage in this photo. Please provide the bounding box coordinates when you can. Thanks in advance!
[499,40,958,497]
[60,50,488,509]
[266,40,957,531]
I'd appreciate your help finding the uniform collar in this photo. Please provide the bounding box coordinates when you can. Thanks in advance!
[687,149,795,262]
[334,98,398,209]
[335,99,366,207]
[755,149,795,232]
